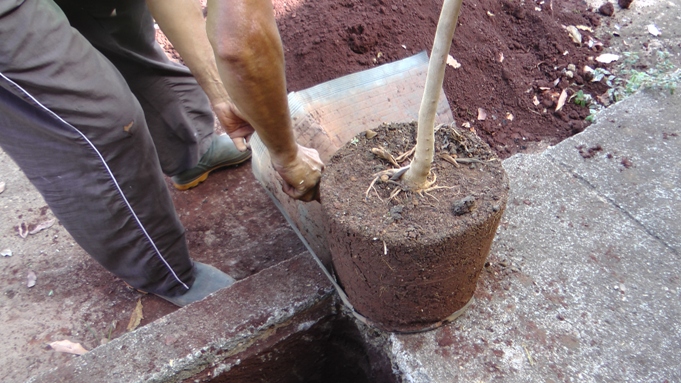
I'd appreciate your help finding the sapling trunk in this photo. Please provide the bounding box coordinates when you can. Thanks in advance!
[402,0,464,190]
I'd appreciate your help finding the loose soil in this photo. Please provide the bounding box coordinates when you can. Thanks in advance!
[271,0,610,158]
[321,123,508,331]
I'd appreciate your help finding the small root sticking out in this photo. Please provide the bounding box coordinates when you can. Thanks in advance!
[371,146,399,167]
[395,146,416,163]
[365,167,455,202]
[388,187,402,201]
[365,166,411,198]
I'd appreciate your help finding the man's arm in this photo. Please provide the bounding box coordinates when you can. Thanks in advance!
[206,0,322,202]
[145,0,253,151]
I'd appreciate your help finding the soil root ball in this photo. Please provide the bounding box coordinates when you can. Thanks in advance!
[321,122,509,332]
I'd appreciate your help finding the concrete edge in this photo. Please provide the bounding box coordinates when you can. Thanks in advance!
[26,252,335,383]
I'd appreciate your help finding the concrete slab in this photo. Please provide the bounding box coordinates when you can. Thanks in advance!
[388,151,681,382]
[26,252,335,383]
[546,90,681,254]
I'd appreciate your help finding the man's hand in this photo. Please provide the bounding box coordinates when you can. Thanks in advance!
[211,101,254,152]
[272,145,324,202]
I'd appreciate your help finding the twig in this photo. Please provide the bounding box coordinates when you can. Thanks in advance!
[454,157,485,164]
[522,343,535,366]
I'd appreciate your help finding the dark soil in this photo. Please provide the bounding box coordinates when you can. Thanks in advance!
[271,0,611,158]
[321,123,508,331]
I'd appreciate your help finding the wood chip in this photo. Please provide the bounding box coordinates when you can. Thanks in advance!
[49,340,89,356]
[446,55,461,69]
[19,223,28,238]
[29,218,56,235]
[596,53,620,63]
[566,25,582,45]
[127,299,144,332]
[27,270,37,288]
[555,89,568,112]
[647,24,661,37]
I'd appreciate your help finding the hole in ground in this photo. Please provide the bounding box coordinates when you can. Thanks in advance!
[203,314,398,383]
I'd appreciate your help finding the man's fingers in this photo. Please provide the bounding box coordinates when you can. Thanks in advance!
[233,137,248,152]
[228,132,253,152]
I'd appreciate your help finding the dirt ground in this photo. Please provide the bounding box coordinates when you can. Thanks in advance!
[271,0,610,158]
[4,0,677,381]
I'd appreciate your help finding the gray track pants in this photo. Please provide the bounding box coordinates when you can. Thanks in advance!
[0,0,216,296]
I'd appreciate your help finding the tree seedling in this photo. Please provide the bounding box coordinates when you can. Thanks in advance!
[386,0,464,192]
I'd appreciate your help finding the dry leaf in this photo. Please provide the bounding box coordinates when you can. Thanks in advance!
[555,89,568,112]
[29,218,56,235]
[477,108,487,121]
[598,92,612,106]
[576,25,594,32]
[596,53,620,63]
[532,95,540,106]
[1,248,11,257]
[19,223,28,238]
[462,122,471,128]
[0,181,5,194]
[365,130,377,139]
[566,26,582,45]
[506,112,514,121]
[647,24,661,37]
[446,55,461,69]
[49,340,89,355]
[123,121,133,133]
[127,299,144,331]
[27,270,37,288]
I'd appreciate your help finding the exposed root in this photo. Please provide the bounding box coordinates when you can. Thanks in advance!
[388,187,402,201]
[371,146,399,167]
[395,146,415,163]
[371,185,384,201]
[365,176,380,198]
[440,153,460,168]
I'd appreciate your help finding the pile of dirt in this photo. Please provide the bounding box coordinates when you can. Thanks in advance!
[271,0,610,157]
[160,0,611,157]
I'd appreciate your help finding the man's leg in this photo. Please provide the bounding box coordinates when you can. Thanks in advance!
[54,0,216,176]
[0,0,193,297]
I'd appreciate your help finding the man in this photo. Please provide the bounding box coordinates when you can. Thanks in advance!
[0,0,323,306]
